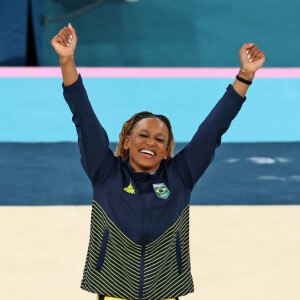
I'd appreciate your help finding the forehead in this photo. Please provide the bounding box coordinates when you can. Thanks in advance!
[132,118,169,135]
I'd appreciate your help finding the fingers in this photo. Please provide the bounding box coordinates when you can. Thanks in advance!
[239,42,266,74]
[239,42,254,55]
[239,43,251,63]
[240,43,264,63]
[51,35,64,46]
[247,45,259,62]
[61,26,72,47]
[248,46,265,63]
[256,51,266,61]
[51,27,69,48]
[51,24,76,48]
[68,23,77,39]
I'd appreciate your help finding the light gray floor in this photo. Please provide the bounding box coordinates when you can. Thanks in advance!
[1,205,299,300]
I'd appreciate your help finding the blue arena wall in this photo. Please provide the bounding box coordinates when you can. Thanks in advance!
[1,77,300,143]
[1,141,300,206]
[1,72,299,205]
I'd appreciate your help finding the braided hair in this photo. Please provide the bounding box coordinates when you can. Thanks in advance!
[115,111,175,160]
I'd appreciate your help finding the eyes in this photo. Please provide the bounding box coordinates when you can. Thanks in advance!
[138,133,166,143]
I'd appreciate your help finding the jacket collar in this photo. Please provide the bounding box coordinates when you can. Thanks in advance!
[124,158,162,179]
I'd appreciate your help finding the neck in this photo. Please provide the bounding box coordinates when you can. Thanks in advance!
[128,159,159,174]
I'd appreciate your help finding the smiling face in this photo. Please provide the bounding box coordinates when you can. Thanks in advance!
[124,117,170,173]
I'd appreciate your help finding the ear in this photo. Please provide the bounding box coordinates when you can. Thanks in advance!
[124,135,131,150]
[163,146,170,160]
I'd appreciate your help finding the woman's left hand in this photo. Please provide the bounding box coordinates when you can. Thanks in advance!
[239,43,266,80]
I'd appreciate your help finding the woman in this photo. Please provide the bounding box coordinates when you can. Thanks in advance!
[51,24,265,300]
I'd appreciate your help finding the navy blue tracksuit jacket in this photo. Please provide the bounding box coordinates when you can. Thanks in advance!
[62,75,246,300]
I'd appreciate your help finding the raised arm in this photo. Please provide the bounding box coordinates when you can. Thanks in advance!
[233,43,265,97]
[51,24,116,183]
[173,43,265,190]
[51,23,78,86]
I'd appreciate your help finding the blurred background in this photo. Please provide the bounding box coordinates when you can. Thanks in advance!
[0,0,299,300]
[1,0,300,67]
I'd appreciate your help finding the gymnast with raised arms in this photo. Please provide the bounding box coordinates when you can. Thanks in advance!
[51,23,265,300]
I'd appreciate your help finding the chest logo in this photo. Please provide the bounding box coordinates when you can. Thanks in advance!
[153,183,170,199]
[124,182,135,194]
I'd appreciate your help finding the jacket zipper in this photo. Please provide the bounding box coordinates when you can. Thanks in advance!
[139,192,148,299]
[139,243,146,300]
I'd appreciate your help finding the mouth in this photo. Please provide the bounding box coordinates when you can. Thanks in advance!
[139,149,156,158]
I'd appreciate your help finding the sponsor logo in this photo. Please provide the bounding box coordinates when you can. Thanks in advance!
[123,182,135,194]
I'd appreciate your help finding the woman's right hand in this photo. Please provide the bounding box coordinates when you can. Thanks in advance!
[51,23,77,58]
[51,23,79,85]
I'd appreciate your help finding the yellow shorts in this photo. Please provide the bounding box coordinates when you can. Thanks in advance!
[97,296,176,300]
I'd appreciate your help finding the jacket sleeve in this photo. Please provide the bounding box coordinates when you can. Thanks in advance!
[62,74,116,183]
[172,84,247,190]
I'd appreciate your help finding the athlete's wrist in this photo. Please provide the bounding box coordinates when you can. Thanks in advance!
[59,55,75,65]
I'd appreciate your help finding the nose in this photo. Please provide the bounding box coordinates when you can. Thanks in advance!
[145,138,156,146]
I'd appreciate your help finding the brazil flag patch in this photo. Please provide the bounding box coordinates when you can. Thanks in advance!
[153,183,170,199]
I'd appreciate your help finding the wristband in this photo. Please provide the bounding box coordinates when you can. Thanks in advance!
[236,75,252,85]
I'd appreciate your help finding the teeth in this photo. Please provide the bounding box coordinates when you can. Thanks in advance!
[140,149,154,156]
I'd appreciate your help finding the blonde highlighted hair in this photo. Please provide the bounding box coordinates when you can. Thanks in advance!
[114,111,175,161]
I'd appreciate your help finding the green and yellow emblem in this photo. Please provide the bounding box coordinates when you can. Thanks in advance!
[153,183,170,199]
[124,182,135,194]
